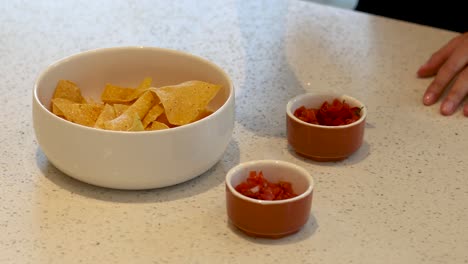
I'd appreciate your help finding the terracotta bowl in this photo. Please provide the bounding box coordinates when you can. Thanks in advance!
[286,93,366,161]
[225,160,314,238]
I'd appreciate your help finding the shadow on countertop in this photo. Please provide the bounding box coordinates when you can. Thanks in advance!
[234,0,306,139]
[34,139,240,203]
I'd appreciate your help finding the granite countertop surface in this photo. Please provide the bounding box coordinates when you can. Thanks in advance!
[1,0,467,263]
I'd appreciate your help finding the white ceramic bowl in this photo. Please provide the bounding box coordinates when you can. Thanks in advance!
[33,47,234,190]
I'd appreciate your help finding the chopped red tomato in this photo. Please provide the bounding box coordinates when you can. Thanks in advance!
[234,171,297,201]
[293,98,361,126]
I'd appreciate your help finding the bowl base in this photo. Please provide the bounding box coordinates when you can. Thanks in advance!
[294,151,348,162]
[233,224,301,239]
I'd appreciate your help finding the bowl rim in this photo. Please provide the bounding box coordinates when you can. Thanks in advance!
[33,46,234,135]
[286,93,367,129]
[225,160,314,205]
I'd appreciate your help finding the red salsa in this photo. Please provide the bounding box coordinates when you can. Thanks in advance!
[234,171,297,201]
[293,98,361,126]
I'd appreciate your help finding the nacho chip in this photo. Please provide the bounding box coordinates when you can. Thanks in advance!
[101,84,136,104]
[101,77,153,104]
[104,90,156,131]
[142,104,164,128]
[104,88,158,131]
[104,110,144,131]
[193,108,214,122]
[113,104,130,116]
[94,104,116,129]
[126,89,148,102]
[52,98,103,127]
[52,80,86,103]
[151,81,220,125]
[51,98,73,117]
[126,90,158,119]
[51,80,86,116]
[138,77,153,90]
[126,77,153,102]
[128,114,145,131]
[155,112,176,128]
[50,78,221,131]
[147,121,170,131]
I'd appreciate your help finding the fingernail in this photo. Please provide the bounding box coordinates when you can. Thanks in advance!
[420,60,430,68]
[419,59,431,70]
[423,93,434,105]
[441,101,455,115]
[418,64,427,72]
[416,68,423,77]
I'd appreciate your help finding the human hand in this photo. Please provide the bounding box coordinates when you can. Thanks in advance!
[417,32,468,117]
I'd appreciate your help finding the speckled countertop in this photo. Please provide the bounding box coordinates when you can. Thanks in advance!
[1,1,467,263]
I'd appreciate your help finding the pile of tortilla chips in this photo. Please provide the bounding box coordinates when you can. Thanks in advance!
[50,78,221,131]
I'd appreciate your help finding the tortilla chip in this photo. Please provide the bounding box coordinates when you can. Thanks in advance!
[128,115,145,131]
[193,108,214,122]
[126,90,158,119]
[52,80,86,103]
[105,90,157,131]
[50,78,221,131]
[52,98,103,127]
[51,98,72,117]
[142,104,164,128]
[138,77,153,89]
[101,84,136,104]
[104,110,144,131]
[94,104,116,129]
[155,112,176,128]
[151,81,220,125]
[126,77,153,102]
[146,121,170,131]
[113,104,130,116]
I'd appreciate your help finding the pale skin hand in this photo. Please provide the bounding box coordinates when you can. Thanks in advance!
[417,32,468,117]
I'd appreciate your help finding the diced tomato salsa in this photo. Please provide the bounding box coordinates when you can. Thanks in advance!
[293,98,361,126]
[234,171,297,201]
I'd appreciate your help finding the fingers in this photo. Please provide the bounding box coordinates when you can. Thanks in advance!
[439,67,468,115]
[417,33,465,78]
[422,36,468,106]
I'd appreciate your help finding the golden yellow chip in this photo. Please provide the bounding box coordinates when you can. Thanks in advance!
[52,98,103,127]
[155,113,175,128]
[104,110,144,131]
[126,90,158,119]
[151,81,220,125]
[51,98,72,117]
[101,84,135,104]
[126,89,148,102]
[94,104,116,129]
[101,78,153,104]
[50,78,220,131]
[113,104,129,116]
[125,77,153,101]
[104,90,156,131]
[146,121,170,131]
[128,115,145,131]
[52,80,86,103]
[142,104,164,128]
[138,77,153,89]
[193,108,214,122]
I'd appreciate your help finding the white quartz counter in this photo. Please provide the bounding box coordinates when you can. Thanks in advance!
[1,1,467,263]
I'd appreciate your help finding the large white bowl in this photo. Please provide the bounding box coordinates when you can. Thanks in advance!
[33,47,235,190]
